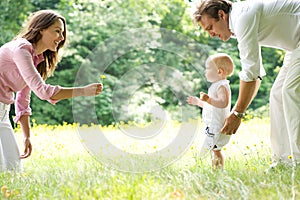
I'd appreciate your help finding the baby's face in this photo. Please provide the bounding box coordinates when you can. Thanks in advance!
[205,61,220,82]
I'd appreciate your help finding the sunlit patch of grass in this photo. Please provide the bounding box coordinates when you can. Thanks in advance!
[1,117,299,199]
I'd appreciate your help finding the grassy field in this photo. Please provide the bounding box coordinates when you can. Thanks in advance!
[0,118,299,200]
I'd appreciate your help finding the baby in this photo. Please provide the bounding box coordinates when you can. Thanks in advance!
[187,53,234,169]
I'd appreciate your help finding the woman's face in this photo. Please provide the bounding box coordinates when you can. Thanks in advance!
[39,19,65,52]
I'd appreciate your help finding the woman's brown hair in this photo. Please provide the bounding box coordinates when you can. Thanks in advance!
[16,10,67,80]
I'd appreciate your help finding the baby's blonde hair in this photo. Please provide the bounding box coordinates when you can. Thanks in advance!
[206,53,234,76]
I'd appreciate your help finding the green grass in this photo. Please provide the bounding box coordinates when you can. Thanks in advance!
[1,118,299,199]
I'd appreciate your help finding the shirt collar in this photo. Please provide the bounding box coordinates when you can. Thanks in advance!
[229,5,236,38]
[32,43,45,65]
[32,48,45,66]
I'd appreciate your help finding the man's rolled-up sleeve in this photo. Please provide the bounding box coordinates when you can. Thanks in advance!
[235,8,266,82]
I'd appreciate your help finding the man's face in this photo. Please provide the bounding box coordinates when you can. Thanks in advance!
[199,12,232,42]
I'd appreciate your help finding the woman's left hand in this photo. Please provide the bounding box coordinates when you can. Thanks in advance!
[20,137,32,159]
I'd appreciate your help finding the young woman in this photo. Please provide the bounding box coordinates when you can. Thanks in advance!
[0,10,103,171]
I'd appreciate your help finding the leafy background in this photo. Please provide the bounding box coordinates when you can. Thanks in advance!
[0,0,283,126]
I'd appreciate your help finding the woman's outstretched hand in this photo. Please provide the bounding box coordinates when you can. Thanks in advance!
[51,83,103,100]
[82,83,103,96]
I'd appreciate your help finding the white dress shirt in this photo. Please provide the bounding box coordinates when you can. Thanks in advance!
[229,0,300,82]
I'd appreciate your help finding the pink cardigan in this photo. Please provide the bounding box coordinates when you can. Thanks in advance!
[0,38,61,122]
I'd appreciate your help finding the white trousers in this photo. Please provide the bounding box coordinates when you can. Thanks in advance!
[270,47,300,164]
[0,103,21,171]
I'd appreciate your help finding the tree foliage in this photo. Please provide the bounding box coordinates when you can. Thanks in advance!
[0,0,32,44]
[2,0,282,125]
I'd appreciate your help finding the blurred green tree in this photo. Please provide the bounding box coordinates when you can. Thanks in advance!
[1,0,282,125]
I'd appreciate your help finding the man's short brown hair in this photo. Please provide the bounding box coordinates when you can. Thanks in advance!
[192,0,232,24]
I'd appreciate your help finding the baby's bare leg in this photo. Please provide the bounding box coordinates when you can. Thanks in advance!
[212,150,224,169]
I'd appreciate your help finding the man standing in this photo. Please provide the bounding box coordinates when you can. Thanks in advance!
[192,0,300,166]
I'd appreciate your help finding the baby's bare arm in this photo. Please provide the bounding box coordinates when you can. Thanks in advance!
[186,96,204,108]
[200,86,229,108]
